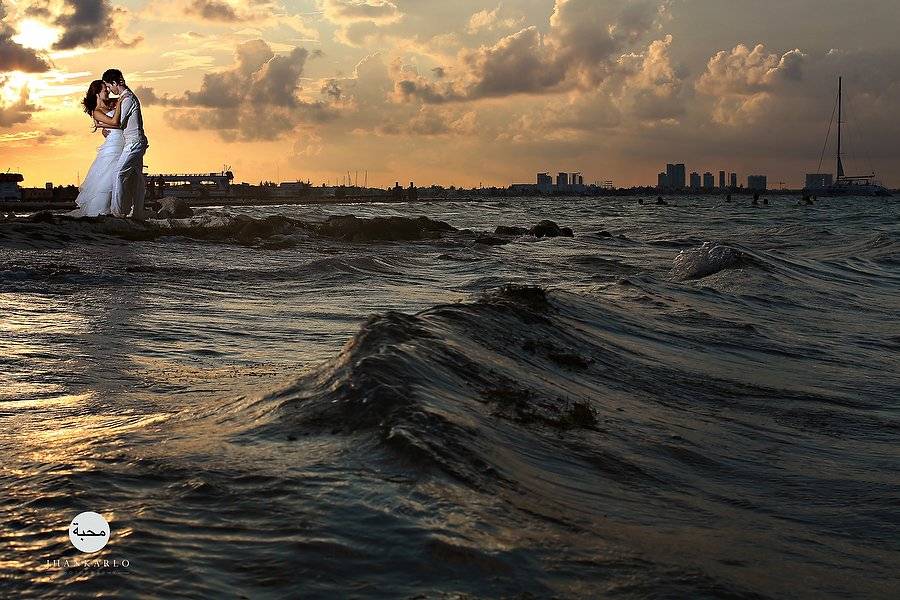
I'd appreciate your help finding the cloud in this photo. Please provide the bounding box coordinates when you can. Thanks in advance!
[138,39,335,140]
[321,80,343,100]
[613,34,684,121]
[180,0,296,24]
[186,0,239,22]
[47,0,141,50]
[0,81,38,127]
[322,0,403,47]
[496,34,684,144]
[0,1,51,72]
[373,106,477,137]
[323,0,401,23]
[696,43,805,125]
[467,3,524,35]
[394,0,667,103]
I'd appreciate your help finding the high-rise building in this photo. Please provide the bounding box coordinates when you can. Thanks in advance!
[730,172,737,188]
[666,163,686,189]
[666,164,676,188]
[703,172,715,189]
[658,172,668,189]
[747,175,767,191]
[690,172,701,189]
[719,170,726,188]
[537,172,553,194]
[557,172,569,187]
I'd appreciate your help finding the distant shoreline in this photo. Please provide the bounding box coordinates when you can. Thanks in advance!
[2,189,893,214]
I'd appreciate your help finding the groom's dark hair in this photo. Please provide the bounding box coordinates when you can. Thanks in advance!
[102,69,125,85]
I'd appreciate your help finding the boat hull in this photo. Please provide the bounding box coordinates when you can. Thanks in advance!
[814,183,893,197]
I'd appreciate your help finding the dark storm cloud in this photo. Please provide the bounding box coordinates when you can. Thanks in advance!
[53,0,112,49]
[0,1,51,72]
[186,0,239,22]
[51,0,141,50]
[138,40,336,141]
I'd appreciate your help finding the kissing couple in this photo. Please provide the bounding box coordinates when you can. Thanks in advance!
[72,69,149,220]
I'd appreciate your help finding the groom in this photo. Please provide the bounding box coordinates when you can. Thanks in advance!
[103,68,149,220]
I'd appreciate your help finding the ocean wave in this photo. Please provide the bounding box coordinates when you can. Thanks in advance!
[0,261,125,288]
[247,286,635,490]
[241,284,889,500]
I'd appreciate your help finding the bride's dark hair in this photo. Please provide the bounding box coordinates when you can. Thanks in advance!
[81,80,106,115]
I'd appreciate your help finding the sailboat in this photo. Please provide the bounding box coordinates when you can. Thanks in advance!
[808,77,891,197]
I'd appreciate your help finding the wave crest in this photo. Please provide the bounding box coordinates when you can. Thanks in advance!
[670,242,753,280]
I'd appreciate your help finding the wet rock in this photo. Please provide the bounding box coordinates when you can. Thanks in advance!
[494,225,528,236]
[529,220,573,238]
[30,210,57,223]
[596,230,613,238]
[228,215,300,244]
[474,234,510,246]
[319,215,455,242]
[156,197,194,219]
[655,197,669,206]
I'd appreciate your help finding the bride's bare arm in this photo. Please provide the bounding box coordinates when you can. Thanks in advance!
[92,97,123,128]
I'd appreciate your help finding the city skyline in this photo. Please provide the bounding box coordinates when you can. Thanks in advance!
[2,0,899,188]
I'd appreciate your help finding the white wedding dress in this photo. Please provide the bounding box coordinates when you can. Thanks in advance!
[72,110,125,216]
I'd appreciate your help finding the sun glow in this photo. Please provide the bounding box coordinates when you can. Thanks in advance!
[12,19,61,51]
[1,72,35,103]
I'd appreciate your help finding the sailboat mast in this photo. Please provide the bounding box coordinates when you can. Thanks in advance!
[837,76,844,179]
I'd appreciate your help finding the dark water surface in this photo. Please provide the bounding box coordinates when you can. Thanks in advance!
[1,196,898,598]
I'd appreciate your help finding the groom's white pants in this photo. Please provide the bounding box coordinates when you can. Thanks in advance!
[111,138,147,219]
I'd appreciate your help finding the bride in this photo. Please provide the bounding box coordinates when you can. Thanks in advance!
[72,80,123,216]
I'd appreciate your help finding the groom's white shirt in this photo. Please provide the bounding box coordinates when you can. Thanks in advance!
[119,89,147,147]
[111,87,148,218]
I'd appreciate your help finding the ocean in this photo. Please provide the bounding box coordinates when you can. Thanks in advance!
[1,196,898,598]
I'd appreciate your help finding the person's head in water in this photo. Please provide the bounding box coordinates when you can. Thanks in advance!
[81,80,109,115]
[102,69,127,95]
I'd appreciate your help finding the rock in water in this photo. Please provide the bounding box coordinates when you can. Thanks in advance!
[494,225,529,236]
[156,197,194,219]
[529,220,573,238]
[474,234,510,246]
[318,215,455,242]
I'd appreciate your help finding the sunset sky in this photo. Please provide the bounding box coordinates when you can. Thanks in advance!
[1,0,899,188]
